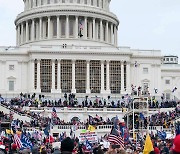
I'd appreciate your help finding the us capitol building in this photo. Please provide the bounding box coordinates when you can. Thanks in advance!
[0,0,180,100]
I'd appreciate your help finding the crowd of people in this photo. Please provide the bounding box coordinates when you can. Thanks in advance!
[149,107,180,128]
[3,93,179,109]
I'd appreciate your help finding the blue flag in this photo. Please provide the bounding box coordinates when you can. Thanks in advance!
[139,113,145,120]
[44,124,50,136]
[157,131,166,140]
[21,134,33,149]
[85,139,92,150]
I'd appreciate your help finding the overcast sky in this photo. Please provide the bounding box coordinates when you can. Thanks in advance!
[0,0,180,59]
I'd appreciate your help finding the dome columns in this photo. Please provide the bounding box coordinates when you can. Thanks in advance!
[16,15,118,46]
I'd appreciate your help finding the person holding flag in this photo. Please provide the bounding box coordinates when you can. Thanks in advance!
[143,134,154,154]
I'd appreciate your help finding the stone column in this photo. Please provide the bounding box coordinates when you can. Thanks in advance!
[16,26,18,46]
[48,16,51,39]
[37,59,41,92]
[26,21,29,42]
[86,60,90,93]
[18,25,20,45]
[31,59,35,92]
[93,18,96,40]
[21,23,24,44]
[106,21,109,43]
[57,16,60,39]
[57,60,61,92]
[51,59,55,93]
[39,17,42,40]
[31,19,35,41]
[106,60,110,93]
[114,26,118,46]
[121,61,124,93]
[101,60,105,93]
[126,62,131,93]
[100,19,103,41]
[84,17,87,39]
[66,15,69,38]
[111,23,113,44]
[72,60,76,93]
[75,16,78,39]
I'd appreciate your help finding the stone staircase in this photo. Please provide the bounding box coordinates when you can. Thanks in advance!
[0,103,32,122]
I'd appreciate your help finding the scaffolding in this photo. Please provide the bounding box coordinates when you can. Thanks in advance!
[125,97,149,139]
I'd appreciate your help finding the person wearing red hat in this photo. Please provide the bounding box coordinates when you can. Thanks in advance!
[154,147,160,154]
[173,135,180,154]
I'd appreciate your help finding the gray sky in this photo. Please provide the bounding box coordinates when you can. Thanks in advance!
[0,0,180,59]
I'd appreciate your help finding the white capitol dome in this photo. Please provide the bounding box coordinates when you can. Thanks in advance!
[15,0,119,48]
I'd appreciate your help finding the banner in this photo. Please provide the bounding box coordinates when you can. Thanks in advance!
[79,132,98,143]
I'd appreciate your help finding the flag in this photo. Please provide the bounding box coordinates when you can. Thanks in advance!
[143,134,154,154]
[79,19,84,30]
[157,131,166,140]
[85,139,92,151]
[172,87,177,93]
[6,129,12,135]
[140,113,145,120]
[113,115,119,130]
[88,125,96,132]
[108,134,124,149]
[32,129,42,140]
[88,115,94,125]
[43,125,50,136]
[51,107,57,118]
[154,88,158,94]
[13,134,23,149]
[21,133,33,149]
[134,61,138,67]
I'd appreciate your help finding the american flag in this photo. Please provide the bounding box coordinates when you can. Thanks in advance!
[13,134,23,149]
[108,134,125,149]
[51,107,57,118]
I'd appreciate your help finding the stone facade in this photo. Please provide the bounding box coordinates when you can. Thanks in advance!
[0,0,180,100]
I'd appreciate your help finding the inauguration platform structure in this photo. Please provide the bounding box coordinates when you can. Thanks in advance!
[125,97,149,138]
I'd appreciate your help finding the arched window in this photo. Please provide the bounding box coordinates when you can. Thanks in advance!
[71,117,80,122]
[91,0,93,5]
[97,0,99,7]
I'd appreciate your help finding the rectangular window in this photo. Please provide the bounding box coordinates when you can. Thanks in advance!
[90,60,101,93]
[166,93,170,100]
[110,61,121,94]
[84,0,87,4]
[165,80,170,84]
[75,60,86,93]
[9,65,14,71]
[61,60,72,93]
[55,60,58,89]
[34,60,37,89]
[40,59,52,93]
[9,81,14,91]
[143,68,148,74]
[77,0,80,4]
